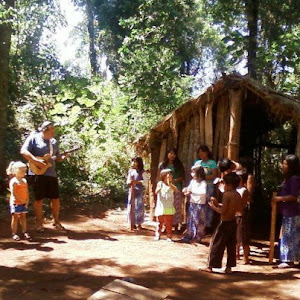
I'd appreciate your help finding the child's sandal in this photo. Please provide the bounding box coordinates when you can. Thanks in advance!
[12,234,21,241]
[23,232,31,240]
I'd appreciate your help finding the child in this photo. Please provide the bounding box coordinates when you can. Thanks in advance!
[126,157,148,230]
[6,161,30,241]
[236,171,251,264]
[202,172,242,274]
[154,169,178,241]
[181,165,207,243]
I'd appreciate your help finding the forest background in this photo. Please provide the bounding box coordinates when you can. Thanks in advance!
[1,0,300,207]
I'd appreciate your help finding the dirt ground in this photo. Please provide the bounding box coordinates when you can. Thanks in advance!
[1,202,300,300]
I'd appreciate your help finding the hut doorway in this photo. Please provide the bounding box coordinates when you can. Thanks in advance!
[239,95,297,236]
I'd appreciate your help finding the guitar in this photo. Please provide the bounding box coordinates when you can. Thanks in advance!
[28,146,81,175]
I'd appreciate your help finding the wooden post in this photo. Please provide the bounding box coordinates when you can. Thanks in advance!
[205,101,213,151]
[227,88,243,161]
[269,192,277,263]
[182,119,191,172]
[296,121,300,158]
[199,105,205,146]
[150,144,161,221]
[213,98,225,160]
[157,139,167,178]
[193,112,200,161]
[148,179,155,222]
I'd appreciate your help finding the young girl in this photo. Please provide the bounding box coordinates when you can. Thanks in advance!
[181,165,207,243]
[193,145,218,231]
[126,157,148,230]
[6,161,30,241]
[273,154,300,268]
[236,171,251,264]
[202,172,242,274]
[154,169,178,241]
[159,148,185,231]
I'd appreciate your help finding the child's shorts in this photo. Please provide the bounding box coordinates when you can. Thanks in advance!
[10,204,28,214]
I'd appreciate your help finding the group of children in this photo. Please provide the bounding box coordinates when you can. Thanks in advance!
[127,152,253,274]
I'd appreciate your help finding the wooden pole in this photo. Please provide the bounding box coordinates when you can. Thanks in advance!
[227,88,243,161]
[295,121,300,158]
[269,192,277,263]
[130,183,135,231]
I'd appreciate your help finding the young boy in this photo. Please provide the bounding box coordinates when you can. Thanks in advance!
[202,172,243,274]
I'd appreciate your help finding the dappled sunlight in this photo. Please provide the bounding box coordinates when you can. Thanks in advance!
[1,207,300,299]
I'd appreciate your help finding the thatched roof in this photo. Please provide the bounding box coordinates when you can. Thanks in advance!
[134,73,300,155]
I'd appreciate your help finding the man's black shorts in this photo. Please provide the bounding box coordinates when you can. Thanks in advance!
[29,175,59,200]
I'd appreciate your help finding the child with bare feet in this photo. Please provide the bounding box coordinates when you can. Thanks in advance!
[236,171,251,265]
[154,169,178,242]
[202,172,242,274]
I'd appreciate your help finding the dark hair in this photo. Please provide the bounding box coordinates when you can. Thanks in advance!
[132,156,144,171]
[223,172,240,189]
[160,148,185,177]
[239,156,254,174]
[194,166,206,181]
[235,170,248,184]
[218,158,234,173]
[160,169,172,181]
[197,145,212,159]
[284,154,300,178]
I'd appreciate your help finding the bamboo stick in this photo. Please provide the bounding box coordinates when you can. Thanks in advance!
[269,192,278,263]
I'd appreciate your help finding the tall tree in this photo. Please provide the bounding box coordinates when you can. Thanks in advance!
[206,0,300,91]
[245,0,258,79]
[0,0,15,181]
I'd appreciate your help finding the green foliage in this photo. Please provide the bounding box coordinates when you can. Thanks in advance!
[118,0,202,117]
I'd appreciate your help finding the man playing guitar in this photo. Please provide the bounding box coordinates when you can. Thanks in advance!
[21,121,69,232]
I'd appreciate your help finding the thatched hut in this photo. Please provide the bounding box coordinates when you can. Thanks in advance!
[134,73,300,221]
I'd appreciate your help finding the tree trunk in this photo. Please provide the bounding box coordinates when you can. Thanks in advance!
[86,0,98,76]
[245,0,259,79]
[0,0,15,182]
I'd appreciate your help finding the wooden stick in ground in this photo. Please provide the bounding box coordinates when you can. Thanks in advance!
[269,192,278,263]
[130,183,135,231]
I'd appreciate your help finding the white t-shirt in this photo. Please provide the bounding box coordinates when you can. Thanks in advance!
[187,179,207,204]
